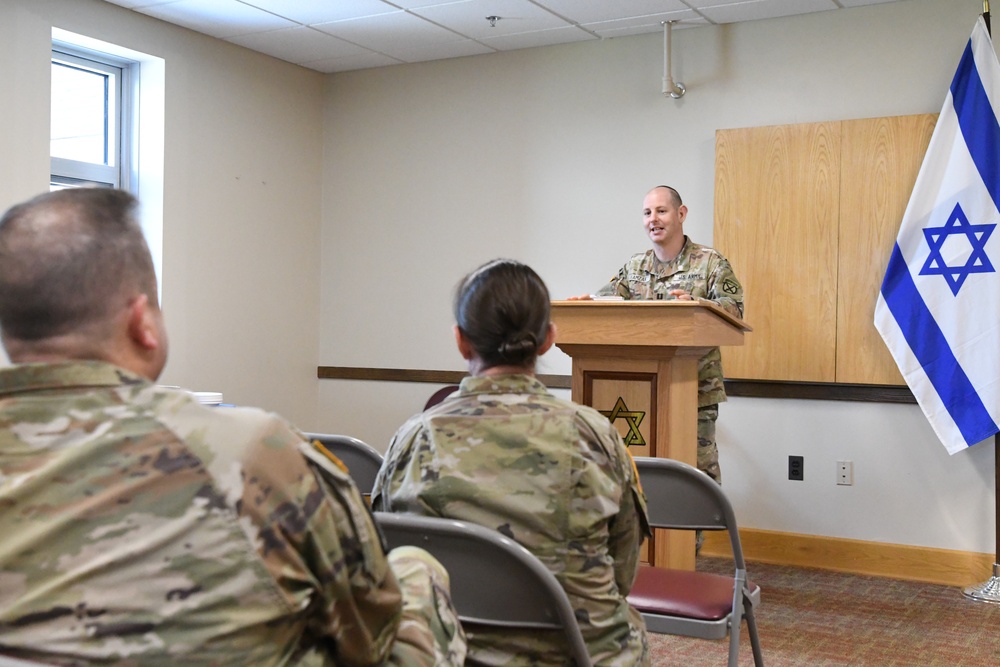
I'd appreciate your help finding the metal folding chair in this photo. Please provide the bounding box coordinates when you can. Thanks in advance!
[374,512,592,666]
[627,457,764,667]
[303,432,383,496]
[423,384,460,410]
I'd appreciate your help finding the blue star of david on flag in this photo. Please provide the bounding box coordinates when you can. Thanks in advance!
[875,17,1000,453]
[918,202,996,295]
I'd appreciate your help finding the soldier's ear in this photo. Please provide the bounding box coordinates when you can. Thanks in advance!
[126,294,161,351]
[453,325,474,360]
[538,323,556,356]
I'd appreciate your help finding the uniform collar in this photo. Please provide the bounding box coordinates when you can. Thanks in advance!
[650,235,692,273]
[458,373,549,396]
[0,360,148,397]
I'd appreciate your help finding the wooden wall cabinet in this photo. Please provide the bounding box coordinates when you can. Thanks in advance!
[714,114,937,386]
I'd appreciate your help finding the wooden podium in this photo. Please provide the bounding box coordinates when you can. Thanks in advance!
[550,300,750,570]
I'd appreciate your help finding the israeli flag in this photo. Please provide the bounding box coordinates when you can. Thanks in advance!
[875,17,1000,455]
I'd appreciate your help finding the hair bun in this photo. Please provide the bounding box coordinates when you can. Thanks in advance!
[453,259,551,370]
[497,332,538,363]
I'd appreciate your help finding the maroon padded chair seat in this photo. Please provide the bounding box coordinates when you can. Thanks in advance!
[628,566,759,621]
[424,385,460,410]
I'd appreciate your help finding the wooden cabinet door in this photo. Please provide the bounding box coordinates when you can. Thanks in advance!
[715,122,840,382]
[714,114,936,386]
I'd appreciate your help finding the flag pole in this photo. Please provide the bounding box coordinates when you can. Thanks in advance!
[963,0,1000,605]
[964,433,1000,603]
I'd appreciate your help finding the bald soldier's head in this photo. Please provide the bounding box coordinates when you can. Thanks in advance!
[0,188,168,379]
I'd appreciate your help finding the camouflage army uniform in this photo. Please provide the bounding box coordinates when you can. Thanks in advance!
[0,360,465,667]
[372,374,652,667]
[595,238,744,483]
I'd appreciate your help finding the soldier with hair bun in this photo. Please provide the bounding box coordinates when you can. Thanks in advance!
[374,258,651,667]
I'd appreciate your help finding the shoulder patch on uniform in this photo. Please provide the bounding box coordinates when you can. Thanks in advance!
[625,448,643,495]
[722,278,739,295]
[310,439,350,475]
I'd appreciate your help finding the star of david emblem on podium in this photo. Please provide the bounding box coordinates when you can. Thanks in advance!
[599,397,646,447]
[919,202,997,296]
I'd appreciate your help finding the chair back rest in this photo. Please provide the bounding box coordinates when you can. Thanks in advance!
[632,457,747,568]
[374,512,592,666]
[304,433,384,495]
[424,384,460,410]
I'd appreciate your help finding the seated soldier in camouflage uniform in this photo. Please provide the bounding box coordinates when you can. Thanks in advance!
[572,185,745,486]
[0,188,465,667]
[373,259,651,667]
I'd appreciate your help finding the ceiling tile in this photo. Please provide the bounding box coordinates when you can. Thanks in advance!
[388,1,469,8]
[411,0,570,39]
[226,26,368,64]
[240,0,397,24]
[102,0,179,8]
[313,11,467,55]
[392,39,496,63]
[586,15,709,39]
[534,0,691,25]
[838,0,901,6]
[580,9,702,37]
[479,25,596,51]
[136,0,295,38]
[688,0,838,25]
[303,50,403,73]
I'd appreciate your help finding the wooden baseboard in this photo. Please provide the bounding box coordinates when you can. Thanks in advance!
[701,528,995,587]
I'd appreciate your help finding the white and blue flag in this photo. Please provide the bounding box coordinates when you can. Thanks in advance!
[875,17,1000,455]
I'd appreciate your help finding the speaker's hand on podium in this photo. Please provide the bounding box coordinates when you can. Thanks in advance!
[667,289,693,301]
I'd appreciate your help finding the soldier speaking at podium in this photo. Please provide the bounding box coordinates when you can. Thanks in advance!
[572,185,744,488]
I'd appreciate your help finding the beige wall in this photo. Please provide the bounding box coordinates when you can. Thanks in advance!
[0,0,324,427]
[319,0,997,554]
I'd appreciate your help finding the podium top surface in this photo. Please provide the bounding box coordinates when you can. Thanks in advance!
[551,299,750,329]
[549,299,751,350]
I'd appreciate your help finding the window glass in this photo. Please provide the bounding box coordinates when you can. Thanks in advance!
[50,48,126,189]
[51,60,113,164]
[50,29,165,298]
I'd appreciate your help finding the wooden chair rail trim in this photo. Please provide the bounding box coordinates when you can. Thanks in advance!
[724,379,915,403]
[316,367,915,403]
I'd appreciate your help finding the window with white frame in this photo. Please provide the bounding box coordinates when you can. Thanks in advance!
[50,29,165,294]
[50,45,133,190]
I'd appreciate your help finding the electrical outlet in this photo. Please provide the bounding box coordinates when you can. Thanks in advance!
[788,455,804,481]
[837,460,853,486]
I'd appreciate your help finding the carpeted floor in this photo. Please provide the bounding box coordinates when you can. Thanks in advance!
[646,558,1000,666]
